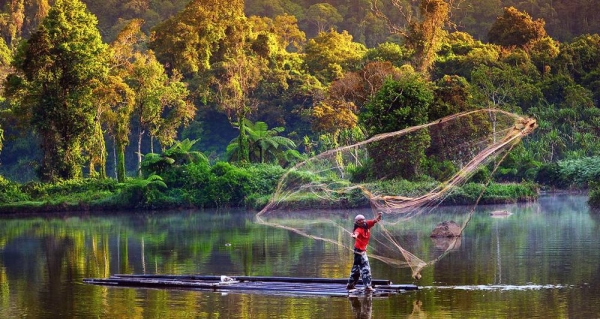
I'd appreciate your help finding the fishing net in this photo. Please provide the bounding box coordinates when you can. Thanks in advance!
[256,109,537,279]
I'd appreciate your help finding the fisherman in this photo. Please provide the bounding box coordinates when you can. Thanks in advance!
[347,212,383,292]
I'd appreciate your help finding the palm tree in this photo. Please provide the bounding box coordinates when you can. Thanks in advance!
[141,139,208,176]
[227,120,301,165]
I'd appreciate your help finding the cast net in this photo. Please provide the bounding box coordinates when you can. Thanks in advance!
[256,108,537,279]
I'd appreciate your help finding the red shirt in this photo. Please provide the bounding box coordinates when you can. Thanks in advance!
[353,220,376,251]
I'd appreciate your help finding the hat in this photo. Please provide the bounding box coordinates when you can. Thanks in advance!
[355,214,365,221]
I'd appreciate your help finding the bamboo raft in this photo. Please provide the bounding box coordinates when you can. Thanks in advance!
[83,274,419,297]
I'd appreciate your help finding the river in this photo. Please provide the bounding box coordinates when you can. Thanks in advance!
[1,194,599,318]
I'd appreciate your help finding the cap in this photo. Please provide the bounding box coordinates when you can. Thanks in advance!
[355,214,365,221]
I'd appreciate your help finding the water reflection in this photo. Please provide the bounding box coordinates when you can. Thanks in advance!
[349,295,372,319]
[1,195,600,318]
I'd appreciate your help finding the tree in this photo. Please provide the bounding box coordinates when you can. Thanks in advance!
[311,99,358,148]
[127,51,195,176]
[556,34,600,82]
[226,120,300,165]
[360,73,434,180]
[148,0,245,76]
[141,138,208,176]
[433,31,501,80]
[487,6,547,48]
[151,0,261,164]
[372,0,454,74]
[328,61,403,109]
[248,14,320,141]
[98,19,144,182]
[5,0,108,182]
[311,60,403,150]
[0,37,11,153]
[94,75,134,181]
[304,3,343,34]
[470,63,541,113]
[304,30,367,84]
[452,0,502,41]
[361,73,433,136]
[209,27,264,163]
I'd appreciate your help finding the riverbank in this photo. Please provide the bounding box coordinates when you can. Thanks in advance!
[0,178,540,214]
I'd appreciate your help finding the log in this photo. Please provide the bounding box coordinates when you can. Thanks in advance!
[112,274,392,286]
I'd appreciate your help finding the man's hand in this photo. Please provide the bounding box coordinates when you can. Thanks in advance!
[376,212,383,221]
[351,232,358,238]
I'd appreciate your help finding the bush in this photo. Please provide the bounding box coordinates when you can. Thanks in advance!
[208,162,252,207]
[536,157,600,189]
[535,163,566,188]
[589,181,600,208]
[445,182,538,204]
[0,176,30,203]
[244,164,286,196]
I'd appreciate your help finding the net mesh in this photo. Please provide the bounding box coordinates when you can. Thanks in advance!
[256,108,537,279]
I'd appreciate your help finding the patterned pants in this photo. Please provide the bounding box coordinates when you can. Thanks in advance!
[348,249,372,287]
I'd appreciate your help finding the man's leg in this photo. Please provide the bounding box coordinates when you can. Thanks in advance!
[358,253,373,289]
[347,253,362,289]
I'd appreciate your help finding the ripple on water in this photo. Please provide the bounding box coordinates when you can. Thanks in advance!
[420,284,573,291]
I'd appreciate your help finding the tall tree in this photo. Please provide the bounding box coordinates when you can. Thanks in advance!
[304,30,367,84]
[372,0,455,75]
[149,0,245,76]
[248,14,322,142]
[150,0,255,163]
[360,72,434,180]
[127,51,195,176]
[5,0,108,182]
[99,19,143,182]
[304,3,343,34]
[0,37,7,152]
[487,6,547,48]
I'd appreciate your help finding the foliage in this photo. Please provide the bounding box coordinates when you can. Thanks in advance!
[110,175,169,209]
[20,178,120,198]
[363,42,410,67]
[470,63,542,112]
[535,156,600,189]
[226,120,301,166]
[3,0,600,212]
[360,74,433,180]
[141,139,208,177]
[149,0,245,75]
[5,0,109,182]
[446,182,538,204]
[487,6,547,48]
[304,30,367,84]
[0,175,29,203]
[589,181,600,208]
[360,75,433,136]
[493,144,542,182]
[128,51,196,173]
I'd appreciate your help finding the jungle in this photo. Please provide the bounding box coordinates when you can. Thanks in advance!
[1,0,600,213]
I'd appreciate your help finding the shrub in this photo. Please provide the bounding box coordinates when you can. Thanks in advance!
[208,162,252,207]
[589,181,600,208]
[0,176,30,203]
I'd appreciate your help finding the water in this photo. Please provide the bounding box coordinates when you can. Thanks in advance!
[1,194,600,318]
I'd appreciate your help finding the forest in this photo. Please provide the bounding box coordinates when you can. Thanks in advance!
[1,0,600,210]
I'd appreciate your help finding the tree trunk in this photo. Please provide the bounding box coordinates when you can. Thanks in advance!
[137,127,144,177]
[116,138,126,182]
[238,112,249,163]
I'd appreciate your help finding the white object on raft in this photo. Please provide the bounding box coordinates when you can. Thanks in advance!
[489,210,512,217]
[220,275,239,285]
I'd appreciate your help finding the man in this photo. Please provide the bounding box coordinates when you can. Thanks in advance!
[347,212,383,292]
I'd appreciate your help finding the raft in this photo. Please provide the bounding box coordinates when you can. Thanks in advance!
[83,274,418,297]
